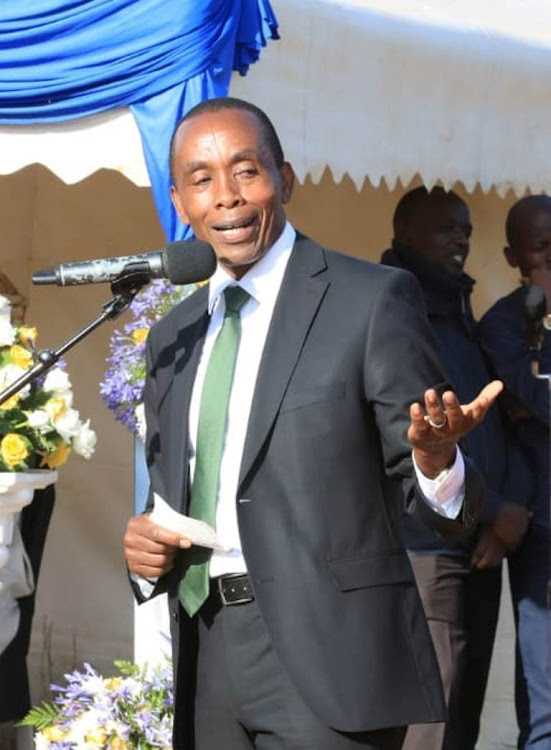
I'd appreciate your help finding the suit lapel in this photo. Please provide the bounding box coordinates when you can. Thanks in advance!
[238,236,329,490]
[166,286,209,510]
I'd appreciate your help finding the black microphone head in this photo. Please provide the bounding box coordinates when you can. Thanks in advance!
[524,284,546,322]
[163,240,216,284]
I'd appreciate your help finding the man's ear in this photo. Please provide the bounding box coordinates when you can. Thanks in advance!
[504,245,518,269]
[170,185,189,225]
[280,162,295,205]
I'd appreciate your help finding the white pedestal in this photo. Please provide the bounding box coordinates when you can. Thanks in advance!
[133,440,171,668]
[0,470,57,656]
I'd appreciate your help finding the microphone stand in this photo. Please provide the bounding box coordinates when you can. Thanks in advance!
[0,267,150,406]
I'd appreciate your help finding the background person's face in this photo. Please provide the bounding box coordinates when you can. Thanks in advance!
[170,109,294,279]
[505,208,551,281]
[401,196,472,276]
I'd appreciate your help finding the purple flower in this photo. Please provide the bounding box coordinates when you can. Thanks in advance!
[100,280,200,436]
[27,660,174,748]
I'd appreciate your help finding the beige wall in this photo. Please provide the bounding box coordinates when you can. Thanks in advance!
[0,166,520,744]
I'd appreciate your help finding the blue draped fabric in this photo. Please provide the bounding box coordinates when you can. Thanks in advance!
[0,0,278,239]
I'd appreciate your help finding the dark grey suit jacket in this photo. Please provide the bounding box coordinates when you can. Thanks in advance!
[140,234,482,748]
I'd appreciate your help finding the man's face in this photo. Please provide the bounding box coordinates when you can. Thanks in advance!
[170,109,294,279]
[399,195,472,276]
[505,207,551,281]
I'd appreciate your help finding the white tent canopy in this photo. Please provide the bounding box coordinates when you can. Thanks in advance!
[0,109,149,186]
[2,0,551,196]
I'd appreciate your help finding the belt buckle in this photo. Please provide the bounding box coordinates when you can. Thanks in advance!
[217,575,253,606]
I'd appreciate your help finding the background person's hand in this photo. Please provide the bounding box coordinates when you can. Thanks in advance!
[491,502,532,551]
[471,526,507,569]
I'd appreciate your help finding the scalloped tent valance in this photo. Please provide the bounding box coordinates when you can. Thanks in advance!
[232,0,551,198]
[1,0,550,199]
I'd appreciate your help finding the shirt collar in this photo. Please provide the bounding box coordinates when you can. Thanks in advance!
[207,221,296,314]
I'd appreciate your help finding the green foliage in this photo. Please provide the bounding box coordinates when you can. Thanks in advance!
[17,701,59,730]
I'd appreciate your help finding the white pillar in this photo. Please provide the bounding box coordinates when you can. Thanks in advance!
[133,440,171,668]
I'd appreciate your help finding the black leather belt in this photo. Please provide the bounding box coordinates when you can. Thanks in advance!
[212,573,254,606]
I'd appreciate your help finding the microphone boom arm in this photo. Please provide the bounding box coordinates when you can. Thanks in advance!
[0,268,150,406]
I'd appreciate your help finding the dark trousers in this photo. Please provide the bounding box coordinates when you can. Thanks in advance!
[509,524,551,750]
[403,554,501,750]
[194,593,406,750]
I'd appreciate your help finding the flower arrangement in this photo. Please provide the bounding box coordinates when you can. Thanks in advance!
[21,660,173,749]
[0,295,96,470]
[100,279,199,437]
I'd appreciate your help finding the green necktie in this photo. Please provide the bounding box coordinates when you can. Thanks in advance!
[179,285,250,617]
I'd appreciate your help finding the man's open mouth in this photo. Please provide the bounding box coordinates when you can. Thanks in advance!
[214,216,257,241]
[215,217,256,232]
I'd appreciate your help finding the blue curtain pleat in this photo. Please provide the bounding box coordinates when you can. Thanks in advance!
[0,0,278,239]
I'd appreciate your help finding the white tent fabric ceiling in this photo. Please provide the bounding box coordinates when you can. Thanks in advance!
[1,0,551,196]
[0,109,149,186]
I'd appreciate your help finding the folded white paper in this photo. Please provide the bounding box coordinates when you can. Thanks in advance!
[150,493,229,553]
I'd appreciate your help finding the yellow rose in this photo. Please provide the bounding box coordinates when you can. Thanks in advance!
[105,677,123,691]
[0,433,29,468]
[109,737,129,750]
[41,442,71,469]
[0,393,19,411]
[9,344,33,369]
[44,396,68,421]
[42,725,67,741]
[18,326,38,346]
[85,728,108,744]
[131,328,148,345]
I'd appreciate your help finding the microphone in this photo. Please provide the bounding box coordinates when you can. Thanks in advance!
[32,240,217,286]
[523,284,547,357]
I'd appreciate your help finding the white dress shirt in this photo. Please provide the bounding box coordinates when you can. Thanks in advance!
[186,222,464,578]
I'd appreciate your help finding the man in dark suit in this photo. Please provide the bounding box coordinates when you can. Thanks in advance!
[124,97,502,750]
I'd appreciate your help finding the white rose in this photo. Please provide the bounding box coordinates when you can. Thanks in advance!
[34,732,50,750]
[44,394,71,422]
[0,319,16,346]
[25,409,51,433]
[43,368,71,393]
[72,420,97,459]
[0,363,31,398]
[66,707,103,742]
[0,295,12,325]
[53,408,82,441]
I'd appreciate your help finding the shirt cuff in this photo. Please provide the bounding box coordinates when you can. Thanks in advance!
[413,448,465,519]
[129,570,157,599]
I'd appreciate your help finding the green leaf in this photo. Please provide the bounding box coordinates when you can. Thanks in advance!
[17,701,59,730]
[114,659,141,677]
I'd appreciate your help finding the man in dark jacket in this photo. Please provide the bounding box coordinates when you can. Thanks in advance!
[479,194,551,750]
[381,186,531,750]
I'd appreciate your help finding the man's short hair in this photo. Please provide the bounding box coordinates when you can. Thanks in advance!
[169,97,285,184]
[392,186,462,234]
[505,194,551,246]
